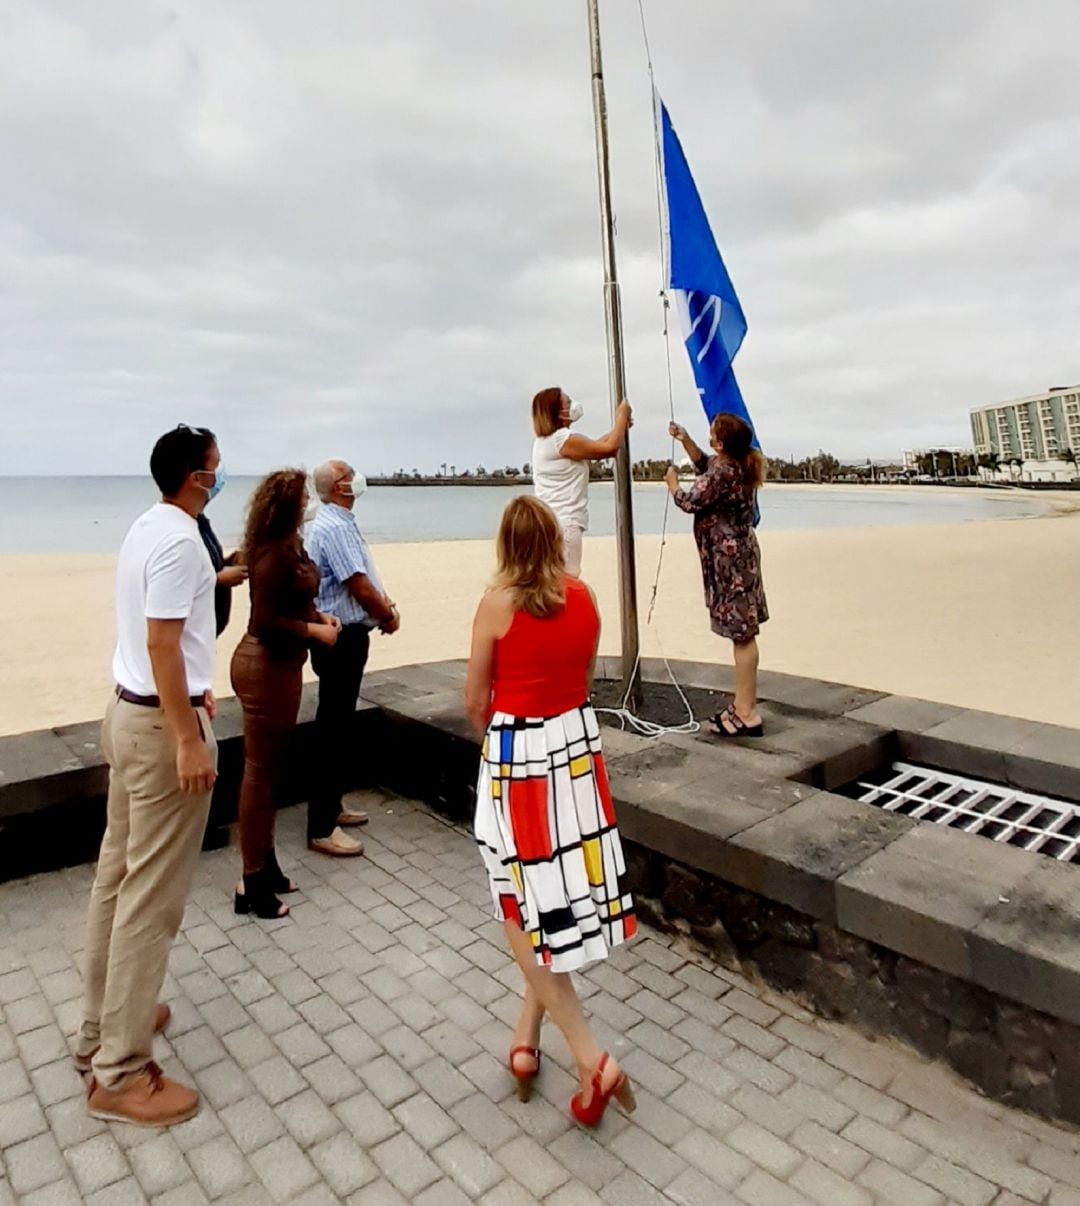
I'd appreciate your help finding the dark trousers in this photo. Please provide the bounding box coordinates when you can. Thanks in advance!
[230,635,303,874]
[309,623,371,841]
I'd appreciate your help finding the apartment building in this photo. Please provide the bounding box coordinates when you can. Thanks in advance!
[970,387,1080,481]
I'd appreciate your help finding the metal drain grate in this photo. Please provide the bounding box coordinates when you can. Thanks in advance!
[853,761,1080,863]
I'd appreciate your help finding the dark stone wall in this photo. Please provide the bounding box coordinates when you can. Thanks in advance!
[372,709,479,825]
[0,698,382,884]
[624,840,1080,1125]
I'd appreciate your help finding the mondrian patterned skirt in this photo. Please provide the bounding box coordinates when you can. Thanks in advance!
[474,703,637,973]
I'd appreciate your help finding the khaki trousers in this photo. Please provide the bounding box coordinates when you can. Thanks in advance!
[77,695,216,1090]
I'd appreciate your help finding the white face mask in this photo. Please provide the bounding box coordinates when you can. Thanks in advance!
[568,401,584,424]
[339,472,367,499]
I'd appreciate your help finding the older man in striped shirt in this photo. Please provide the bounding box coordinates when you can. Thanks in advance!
[306,460,400,856]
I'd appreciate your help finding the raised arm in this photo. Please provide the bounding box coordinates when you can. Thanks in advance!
[668,422,707,471]
[667,461,733,514]
[560,400,633,462]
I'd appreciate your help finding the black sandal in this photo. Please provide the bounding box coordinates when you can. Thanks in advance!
[708,704,764,739]
[234,870,290,919]
[265,849,298,895]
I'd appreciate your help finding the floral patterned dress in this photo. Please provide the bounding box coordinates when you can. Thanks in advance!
[673,454,768,643]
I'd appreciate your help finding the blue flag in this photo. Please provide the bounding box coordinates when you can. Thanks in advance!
[660,97,753,434]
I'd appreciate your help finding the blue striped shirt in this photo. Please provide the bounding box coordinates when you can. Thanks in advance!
[307,503,384,628]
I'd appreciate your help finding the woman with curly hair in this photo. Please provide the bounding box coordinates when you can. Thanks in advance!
[231,469,341,919]
[665,413,769,737]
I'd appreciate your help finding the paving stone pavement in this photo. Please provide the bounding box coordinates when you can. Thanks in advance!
[3,790,1080,1205]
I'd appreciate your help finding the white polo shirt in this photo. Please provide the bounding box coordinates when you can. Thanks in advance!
[112,502,216,697]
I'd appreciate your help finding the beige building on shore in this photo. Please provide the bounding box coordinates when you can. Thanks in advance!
[970,386,1080,482]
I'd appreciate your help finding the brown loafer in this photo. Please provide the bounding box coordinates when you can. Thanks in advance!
[336,809,369,827]
[75,1003,171,1074]
[308,826,364,858]
[87,1061,199,1128]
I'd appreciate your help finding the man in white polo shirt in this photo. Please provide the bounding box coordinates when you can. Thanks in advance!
[76,424,222,1127]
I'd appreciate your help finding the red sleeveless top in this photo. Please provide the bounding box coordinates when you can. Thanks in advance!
[490,578,599,718]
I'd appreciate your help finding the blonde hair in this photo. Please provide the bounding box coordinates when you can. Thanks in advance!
[494,496,566,618]
[531,386,563,438]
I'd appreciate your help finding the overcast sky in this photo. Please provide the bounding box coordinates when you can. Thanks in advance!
[2,1,1078,475]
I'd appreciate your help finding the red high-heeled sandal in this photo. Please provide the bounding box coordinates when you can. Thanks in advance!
[508,1045,541,1102]
[570,1052,636,1127]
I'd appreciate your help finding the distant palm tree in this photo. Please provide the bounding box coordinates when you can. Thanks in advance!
[1063,448,1078,479]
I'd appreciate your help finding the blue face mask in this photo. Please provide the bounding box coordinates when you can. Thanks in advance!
[200,464,227,502]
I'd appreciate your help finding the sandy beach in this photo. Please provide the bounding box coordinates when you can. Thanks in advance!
[3,492,1079,737]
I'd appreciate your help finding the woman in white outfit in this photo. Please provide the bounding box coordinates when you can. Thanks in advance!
[530,387,633,576]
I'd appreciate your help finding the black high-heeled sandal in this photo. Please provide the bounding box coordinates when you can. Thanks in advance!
[708,704,764,738]
[265,849,298,895]
[234,870,289,919]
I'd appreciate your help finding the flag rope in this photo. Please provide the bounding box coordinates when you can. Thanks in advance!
[593,0,700,739]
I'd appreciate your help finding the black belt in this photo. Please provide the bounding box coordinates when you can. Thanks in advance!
[115,686,205,709]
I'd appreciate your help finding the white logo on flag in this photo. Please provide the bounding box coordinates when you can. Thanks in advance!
[677,290,723,363]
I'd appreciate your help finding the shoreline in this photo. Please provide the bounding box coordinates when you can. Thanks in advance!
[602,478,1080,511]
[0,481,1065,560]
[4,510,1079,738]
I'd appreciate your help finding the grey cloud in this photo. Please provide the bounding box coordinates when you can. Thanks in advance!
[1,0,1078,474]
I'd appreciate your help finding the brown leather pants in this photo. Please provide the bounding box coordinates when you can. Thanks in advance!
[230,635,303,874]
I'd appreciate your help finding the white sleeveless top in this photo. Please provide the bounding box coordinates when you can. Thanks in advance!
[532,429,589,531]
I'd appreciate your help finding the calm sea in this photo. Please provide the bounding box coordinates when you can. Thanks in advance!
[0,478,1047,556]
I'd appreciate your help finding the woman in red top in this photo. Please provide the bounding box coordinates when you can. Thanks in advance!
[465,496,637,1128]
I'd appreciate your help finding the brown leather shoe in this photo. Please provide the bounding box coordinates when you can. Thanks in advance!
[87,1061,199,1128]
[336,808,369,827]
[308,826,364,857]
[75,1002,171,1074]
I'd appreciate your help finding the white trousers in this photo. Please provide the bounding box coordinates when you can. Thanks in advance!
[562,523,584,577]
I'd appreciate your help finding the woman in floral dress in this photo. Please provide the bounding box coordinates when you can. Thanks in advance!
[665,413,769,736]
